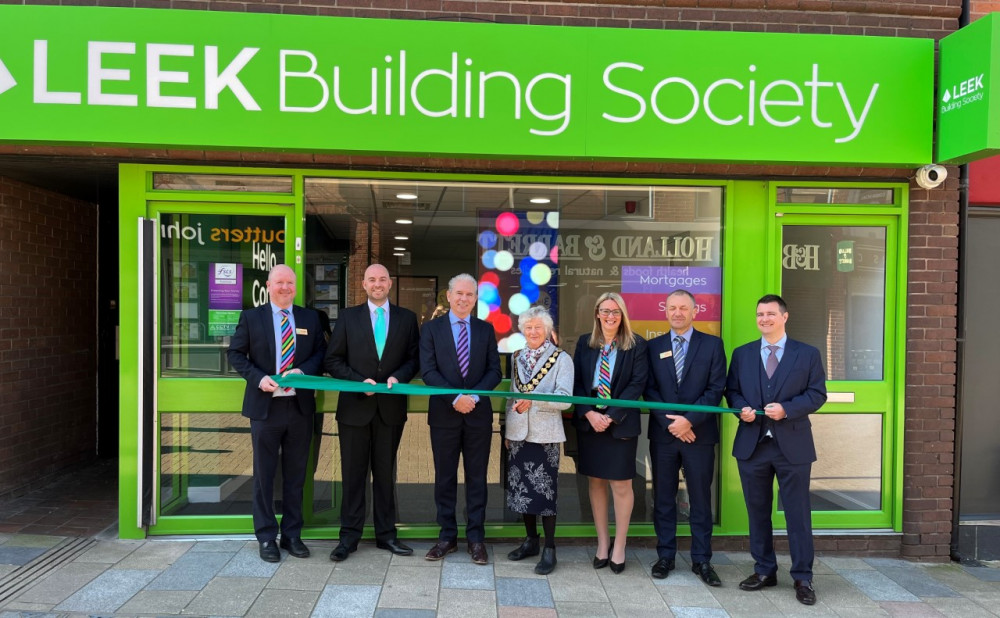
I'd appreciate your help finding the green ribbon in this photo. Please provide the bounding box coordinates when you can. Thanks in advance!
[274,374,744,415]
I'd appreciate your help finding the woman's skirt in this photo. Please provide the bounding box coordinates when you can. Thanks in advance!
[576,429,637,480]
[506,440,561,515]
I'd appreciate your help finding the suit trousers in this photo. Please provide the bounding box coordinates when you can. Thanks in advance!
[250,397,313,542]
[338,415,406,544]
[650,440,716,563]
[736,437,814,581]
[430,423,493,543]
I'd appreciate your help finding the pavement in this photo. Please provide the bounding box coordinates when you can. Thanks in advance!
[2,531,999,617]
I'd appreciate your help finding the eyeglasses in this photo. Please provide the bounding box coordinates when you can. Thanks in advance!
[598,309,622,317]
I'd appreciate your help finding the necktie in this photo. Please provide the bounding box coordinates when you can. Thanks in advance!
[673,336,685,383]
[765,344,780,378]
[279,309,294,391]
[457,320,469,378]
[597,341,615,410]
[374,306,387,359]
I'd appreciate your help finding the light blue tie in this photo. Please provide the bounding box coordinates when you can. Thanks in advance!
[374,307,387,359]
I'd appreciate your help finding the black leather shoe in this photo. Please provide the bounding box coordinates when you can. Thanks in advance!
[609,560,625,574]
[424,539,458,561]
[468,542,489,565]
[692,562,721,587]
[507,536,540,561]
[534,547,556,575]
[593,555,609,569]
[376,538,413,556]
[794,580,816,605]
[279,536,310,558]
[329,542,357,562]
[259,540,280,563]
[651,557,675,579]
[739,572,778,591]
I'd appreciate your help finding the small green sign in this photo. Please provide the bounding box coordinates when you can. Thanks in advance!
[937,13,1000,164]
[0,5,933,165]
[208,309,241,337]
[836,240,855,272]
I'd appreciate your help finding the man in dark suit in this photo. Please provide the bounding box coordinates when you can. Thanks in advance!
[419,273,502,565]
[227,264,327,563]
[644,289,726,585]
[726,294,827,606]
[324,264,420,562]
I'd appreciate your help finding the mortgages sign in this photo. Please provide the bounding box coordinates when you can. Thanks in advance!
[937,13,1000,164]
[0,6,933,165]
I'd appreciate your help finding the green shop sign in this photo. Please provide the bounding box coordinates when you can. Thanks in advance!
[937,13,1000,164]
[0,5,933,165]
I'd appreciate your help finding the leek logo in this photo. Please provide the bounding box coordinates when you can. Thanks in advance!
[940,73,985,114]
[0,59,15,96]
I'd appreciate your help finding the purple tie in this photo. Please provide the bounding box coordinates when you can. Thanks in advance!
[457,320,469,378]
[766,345,780,378]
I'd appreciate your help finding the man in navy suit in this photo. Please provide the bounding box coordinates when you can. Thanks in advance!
[227,265,327,563]
[726,294,827,605]
[419,273,502,565]
[325,264,420,562]
[644,290,726,585]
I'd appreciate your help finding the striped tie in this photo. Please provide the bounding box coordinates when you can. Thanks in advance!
[673,336,685,383]
[279,309,294,391]
[597,341,614,409]
[457,320,469,378]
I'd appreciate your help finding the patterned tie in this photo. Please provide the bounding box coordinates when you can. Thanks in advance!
[596,341,615,410]
[765,344,780,378]
[279,309,294,391]
[673,336,685,383]
[457,320,469,378]
[374,306,387,359]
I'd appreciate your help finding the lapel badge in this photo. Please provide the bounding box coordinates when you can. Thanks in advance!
[296,328,308,335]
[660,350,672,359]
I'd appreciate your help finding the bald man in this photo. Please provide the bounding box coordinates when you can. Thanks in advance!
[325,264,420,561]
[228,265,327,563]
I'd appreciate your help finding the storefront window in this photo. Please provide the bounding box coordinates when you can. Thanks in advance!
[153,174,293,193]
[776,187,894,205]
[159,212,287,377]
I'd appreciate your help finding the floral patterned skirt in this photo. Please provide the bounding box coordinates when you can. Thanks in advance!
[506,441,561,516]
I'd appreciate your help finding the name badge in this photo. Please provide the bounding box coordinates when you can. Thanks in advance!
[659,350,673,359]
[296,328,309,335]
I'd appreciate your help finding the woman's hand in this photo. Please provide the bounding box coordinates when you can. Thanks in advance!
[513,399,531,414]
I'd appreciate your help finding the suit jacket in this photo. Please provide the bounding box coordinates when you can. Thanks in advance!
[324,302,420,427]
[644,329,727,445]
[227,304,327,421]
[726,337,827,464]
[419,314,502,429]
[572,335,648,439]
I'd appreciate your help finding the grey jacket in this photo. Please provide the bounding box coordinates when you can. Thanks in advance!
[505,343,574,444]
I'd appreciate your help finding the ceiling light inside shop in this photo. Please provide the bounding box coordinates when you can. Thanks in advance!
[393,252,405,257]
[529,197,551,204]
[395,218,413,225]
[394,235,409,240]
[394,247,406,251]
[396,192,418,200]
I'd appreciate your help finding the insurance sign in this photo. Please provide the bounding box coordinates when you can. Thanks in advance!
[0,6,934,165]
[937,13,1000,164]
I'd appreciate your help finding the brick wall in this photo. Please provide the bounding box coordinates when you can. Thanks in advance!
[0,177,98,496]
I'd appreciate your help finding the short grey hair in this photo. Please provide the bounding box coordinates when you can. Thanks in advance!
[448,273,477,292]
[518,306,554,335]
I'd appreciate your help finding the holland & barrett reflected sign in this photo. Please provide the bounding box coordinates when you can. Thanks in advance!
[0,6,932,165]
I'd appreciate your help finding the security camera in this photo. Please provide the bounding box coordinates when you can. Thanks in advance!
[915,164,948,189]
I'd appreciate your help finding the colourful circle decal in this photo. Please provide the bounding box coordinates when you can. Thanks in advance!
[480,272,500,287]
[549,246,559,264]
[494,250,514,271]
[481,250,496,269]
[496,212,520,237]
[528,241,548,261]
[478,282,499,306]
[478,229,498,249]
[493,312,512,334]
[477,300,489,319]
[508,293,531,315]
[499,333,527,353]
[545,212,559,228]
[526,211,545,225]
[530,263,553,285]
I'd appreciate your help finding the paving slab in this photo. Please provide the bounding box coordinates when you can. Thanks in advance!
[925,596,1000,617]
[378,565,441,610]
[839,569,921,602]
[496,577,555,608]
[833,607,892,617]
[72,539,142,564]
[497,608,558,617]
[145,548,235,590]
[552,601,616,617]
[267,558,333,591]
[925,564,1000,593]
[878,601,949,617]
[190,539,252,553]
[436,588,497,618]
[115,589,198,614]
[546,561,609,603]
[12,561,110,605]
[374,609,438,618]
[0,546,46,566]
[312,584,381,618]
[670,608,730,618]
[964,566,1000,582]
[608,600,672,617]
[810,573,884,609]
[659,584,724,608]
[881,566,960,598]
[441,560,495,590]
[821,557,877,571]
[114,540,193,569]
[245,588,319,617]
[182,576,267,616]
[53,568,160,613]
[218,544,282,577]
[1,535,64,549]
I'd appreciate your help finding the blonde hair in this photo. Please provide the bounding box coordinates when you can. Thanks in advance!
[589,292,636,351]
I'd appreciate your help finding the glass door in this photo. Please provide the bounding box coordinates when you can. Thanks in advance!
[774,214,900,529]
